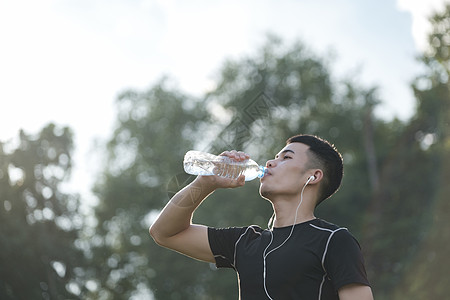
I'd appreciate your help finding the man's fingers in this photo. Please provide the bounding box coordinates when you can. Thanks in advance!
[219,150,250,161]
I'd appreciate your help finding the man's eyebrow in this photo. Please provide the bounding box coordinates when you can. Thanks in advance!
[275,149,295,158]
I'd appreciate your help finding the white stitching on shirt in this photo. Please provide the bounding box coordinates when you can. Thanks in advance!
[233,225,261,268]
[309,224,347,300]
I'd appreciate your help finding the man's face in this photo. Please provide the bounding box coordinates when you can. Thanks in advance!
[259,142,312,200]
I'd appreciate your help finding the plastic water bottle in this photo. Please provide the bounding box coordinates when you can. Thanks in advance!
[183,150,267,181]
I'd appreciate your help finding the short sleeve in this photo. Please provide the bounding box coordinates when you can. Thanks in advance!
[324,229,370,291]
[208,226,248,269]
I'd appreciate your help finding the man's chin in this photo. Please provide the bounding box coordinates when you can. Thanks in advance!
[259,186,273,201]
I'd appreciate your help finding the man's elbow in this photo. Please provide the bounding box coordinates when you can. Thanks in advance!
[338,284,373,300]
[149,224,165,246]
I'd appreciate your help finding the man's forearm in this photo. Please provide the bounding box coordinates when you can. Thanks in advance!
[170,177,215,209]
[149,177,215,242]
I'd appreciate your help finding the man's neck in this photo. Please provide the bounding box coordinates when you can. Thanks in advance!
[270,195,316,228]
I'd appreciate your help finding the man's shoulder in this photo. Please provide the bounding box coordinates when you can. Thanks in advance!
[310,219,362,249]
[310,218,343,231]
[208,224,266,238]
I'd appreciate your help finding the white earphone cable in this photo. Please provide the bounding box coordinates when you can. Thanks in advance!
[262,176,313,299]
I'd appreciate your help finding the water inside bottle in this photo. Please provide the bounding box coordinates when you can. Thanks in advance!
[183,150,266,181]
[183,158,216,176]
[213,161,245,179]
[214,161,265,181]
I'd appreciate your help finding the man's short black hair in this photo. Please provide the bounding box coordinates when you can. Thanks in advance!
[286,134,343,206]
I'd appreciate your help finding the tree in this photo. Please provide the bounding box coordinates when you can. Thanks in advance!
[87,78,213,299]
[0,124,86,299]
[391,5,450,299]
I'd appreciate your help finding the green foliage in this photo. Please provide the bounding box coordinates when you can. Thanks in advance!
[389,5,450,299]
[0,124,85,299]
[86,78,213,299]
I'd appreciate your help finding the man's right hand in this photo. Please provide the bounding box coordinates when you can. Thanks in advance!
[196,150,250,189]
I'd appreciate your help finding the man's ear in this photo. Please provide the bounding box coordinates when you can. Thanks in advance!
[308,170,323,184]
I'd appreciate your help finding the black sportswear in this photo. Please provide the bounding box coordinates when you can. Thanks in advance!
[208,218,370,299]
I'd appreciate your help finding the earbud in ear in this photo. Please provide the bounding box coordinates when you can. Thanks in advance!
[308,175,315,181]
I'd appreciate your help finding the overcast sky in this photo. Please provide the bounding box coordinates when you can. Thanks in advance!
[0,0,448,202]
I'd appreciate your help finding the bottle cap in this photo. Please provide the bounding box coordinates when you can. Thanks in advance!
[258,166,267,178]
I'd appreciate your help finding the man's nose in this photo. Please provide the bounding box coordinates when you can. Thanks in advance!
[266,159,276,168]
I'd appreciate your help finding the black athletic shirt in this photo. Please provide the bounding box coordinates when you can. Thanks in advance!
[208,218,370,300]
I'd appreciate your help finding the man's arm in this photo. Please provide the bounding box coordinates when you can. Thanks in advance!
[149,151,248,263]
[338,283,374,300]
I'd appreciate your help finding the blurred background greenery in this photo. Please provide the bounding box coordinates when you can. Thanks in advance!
[1,5,450,300]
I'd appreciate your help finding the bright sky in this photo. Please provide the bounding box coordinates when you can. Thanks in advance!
[0,0,448,202]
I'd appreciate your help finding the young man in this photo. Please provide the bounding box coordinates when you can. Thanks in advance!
[150,134,373,299]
